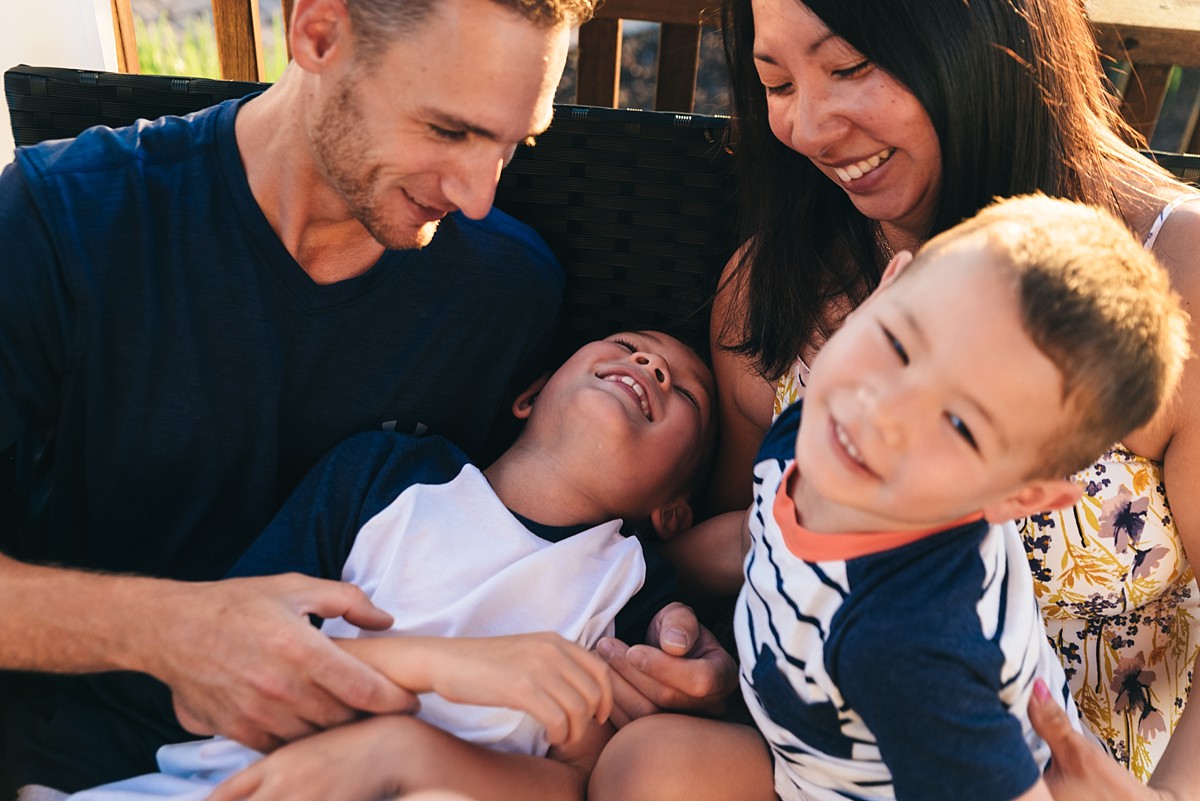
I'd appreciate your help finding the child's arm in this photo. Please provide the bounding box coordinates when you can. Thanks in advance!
[335,633,612,747]
[1015,779,1058,801]
[658,509,751,596]
[208,713,610,801]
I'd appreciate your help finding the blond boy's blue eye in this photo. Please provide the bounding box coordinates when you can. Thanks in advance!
[882,326,909,365]
[948,413,979,451]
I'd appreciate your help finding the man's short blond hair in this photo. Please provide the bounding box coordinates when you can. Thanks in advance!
[347,0,595,66]
[917,194,1190,478]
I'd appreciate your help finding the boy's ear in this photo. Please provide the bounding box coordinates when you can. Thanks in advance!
[878,250,915,289]
[649,497,694,541]
[512,373,551,420]
[980,479,1082,524]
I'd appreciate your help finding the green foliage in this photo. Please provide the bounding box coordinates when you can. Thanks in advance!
[134,13,220,78]
[134,11,289,83]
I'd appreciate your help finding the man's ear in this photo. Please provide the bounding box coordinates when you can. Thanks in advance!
[980,479,1082,524]
[289,0,349,70]
[649,497,694,541]
[878,250,915,289]
[512,373,551,420]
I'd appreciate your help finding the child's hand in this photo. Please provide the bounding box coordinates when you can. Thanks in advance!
[338,632,613,747]
[423,633,614,746]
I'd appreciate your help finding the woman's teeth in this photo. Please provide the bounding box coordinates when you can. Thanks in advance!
[835,148,894,183]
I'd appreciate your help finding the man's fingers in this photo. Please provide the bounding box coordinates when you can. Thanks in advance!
[286,576,394,632]
[307,641,419,717]
[173,700,214,736]
[323,584,395,632]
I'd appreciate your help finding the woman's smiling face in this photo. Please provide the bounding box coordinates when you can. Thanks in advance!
[750,0,943,237]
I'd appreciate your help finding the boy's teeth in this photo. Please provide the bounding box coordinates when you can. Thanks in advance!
[834,148,893,183]
[835,423,864,465]
[607,374,651,419]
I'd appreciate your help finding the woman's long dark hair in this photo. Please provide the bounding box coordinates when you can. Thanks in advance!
[719,0,1144,378]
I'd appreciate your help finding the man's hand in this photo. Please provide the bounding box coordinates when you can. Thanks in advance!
[1028,678,1172,801]
[140,573,419,752]
[596,602,737,727]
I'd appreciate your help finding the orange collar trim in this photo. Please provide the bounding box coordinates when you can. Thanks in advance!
[772,462,985,562]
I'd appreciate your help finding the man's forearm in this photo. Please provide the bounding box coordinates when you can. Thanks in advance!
[0,552,172,674]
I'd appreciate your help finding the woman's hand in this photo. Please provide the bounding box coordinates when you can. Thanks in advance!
[1028,679,1175,801]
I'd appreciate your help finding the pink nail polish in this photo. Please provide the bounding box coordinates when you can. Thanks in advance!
[1032,678,1051,702]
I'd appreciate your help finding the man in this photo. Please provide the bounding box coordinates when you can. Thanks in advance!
[0,0,733,793]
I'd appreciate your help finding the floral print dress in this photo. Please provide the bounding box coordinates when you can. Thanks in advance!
[1020,195,1200,778]
[1021,449,1197,778]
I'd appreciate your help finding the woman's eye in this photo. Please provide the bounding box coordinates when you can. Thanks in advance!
[882,326,909,365]
[763,81,793,97]
[833,59,872,79]
[947,414,979,452]
[431,125,467,142]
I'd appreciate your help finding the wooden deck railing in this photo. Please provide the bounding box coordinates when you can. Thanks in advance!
[107,0,1200,152]
[1089,0,1200,153]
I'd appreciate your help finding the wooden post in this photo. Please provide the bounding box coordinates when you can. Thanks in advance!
[110,0,140,73]
[656,23,702,112]
[575,0,718,110]
[212,0,265,82]
[281,0,295,61]
[576,18,622,108]
[1088,0,1200,146]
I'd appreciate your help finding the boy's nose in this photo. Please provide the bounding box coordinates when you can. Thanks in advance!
[861,384,918,447]
[633,352,669,387]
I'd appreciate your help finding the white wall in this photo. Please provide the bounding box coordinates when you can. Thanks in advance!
[0,0,118,165]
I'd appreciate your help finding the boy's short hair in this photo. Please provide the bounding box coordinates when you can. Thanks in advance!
[348,0,595,67]
[916,194,1190,478]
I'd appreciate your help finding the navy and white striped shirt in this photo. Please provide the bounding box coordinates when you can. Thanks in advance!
[737,402,1082,801]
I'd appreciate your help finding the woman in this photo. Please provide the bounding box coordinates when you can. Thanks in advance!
[706,0,1200,790]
